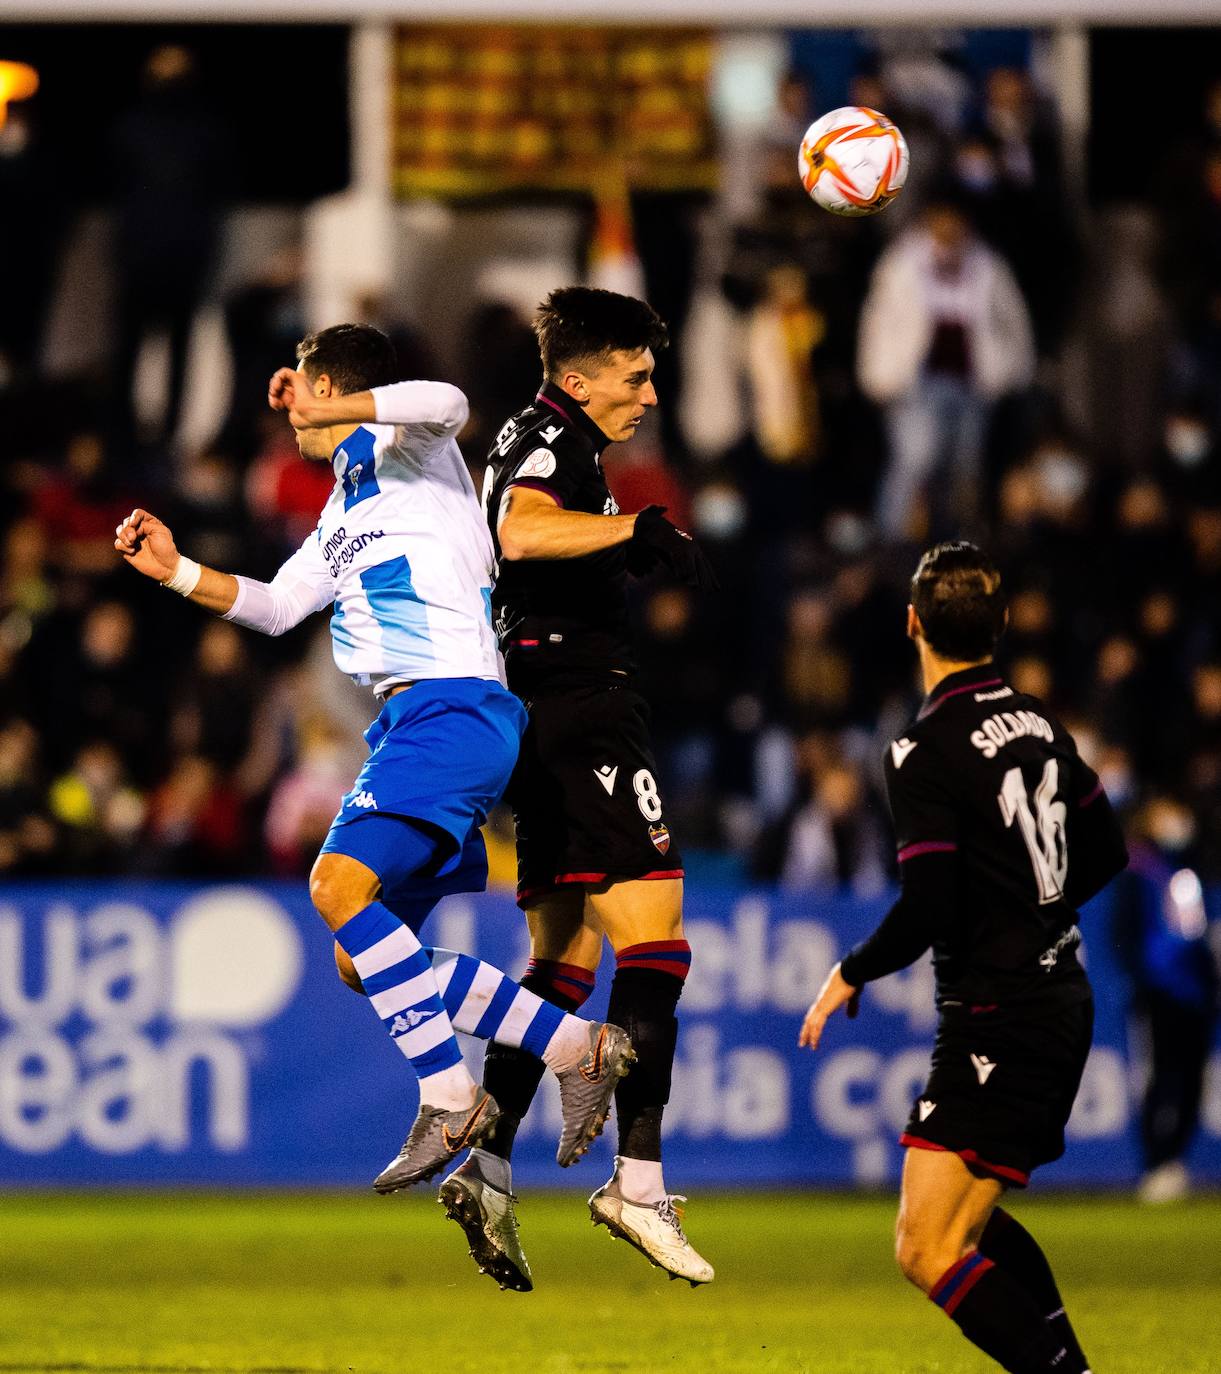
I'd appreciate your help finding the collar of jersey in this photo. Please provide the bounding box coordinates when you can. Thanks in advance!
[918,662,1006,719]
[331,424,374,474]
[535,381,610,456]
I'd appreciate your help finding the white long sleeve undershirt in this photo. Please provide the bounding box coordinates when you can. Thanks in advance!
[372,380,470,435]
[223,569,330,637]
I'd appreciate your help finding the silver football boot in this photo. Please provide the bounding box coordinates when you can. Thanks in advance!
[589,1166,714,1286]
[438,1156,533,1293]
[373,1088,500,1193]
[555,1022,637,1167]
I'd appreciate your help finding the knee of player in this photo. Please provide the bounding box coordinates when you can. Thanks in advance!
[308,853,378,927]
[894,1226,949,1293]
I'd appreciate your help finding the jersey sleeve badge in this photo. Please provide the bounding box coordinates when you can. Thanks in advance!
[515,448,558,480]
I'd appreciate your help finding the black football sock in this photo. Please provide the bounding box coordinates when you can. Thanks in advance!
[930,1250,1077,1372]
[480,959,594,1161]
[980,1210,1091,1372]
[606,943,691,1161]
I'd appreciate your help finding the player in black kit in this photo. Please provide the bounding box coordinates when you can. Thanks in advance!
[440,287,717,1291]
[801,542,1127,1374]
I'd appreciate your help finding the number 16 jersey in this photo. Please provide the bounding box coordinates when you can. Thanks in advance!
[884,663,1108,1009]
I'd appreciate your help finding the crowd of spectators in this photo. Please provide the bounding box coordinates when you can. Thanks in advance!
[1,39,1220,896]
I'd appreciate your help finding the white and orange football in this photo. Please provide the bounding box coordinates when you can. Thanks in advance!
[797,106,909,217]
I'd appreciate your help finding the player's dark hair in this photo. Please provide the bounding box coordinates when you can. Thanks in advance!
[296,324,398,395]
[911,541,1006,661]
[534,287,668,379]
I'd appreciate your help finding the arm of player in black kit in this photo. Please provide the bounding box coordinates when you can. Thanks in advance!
[840,851,956,986]
[625,505,720,591]
[1064,779,1129,909]
[838,737,961,986]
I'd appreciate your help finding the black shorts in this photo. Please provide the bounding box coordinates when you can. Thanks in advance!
[900,995,1094,1187]
[506,679,684,906]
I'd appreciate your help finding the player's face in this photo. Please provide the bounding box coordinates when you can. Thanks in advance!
[579,348,658,442]
[292,368,337,461]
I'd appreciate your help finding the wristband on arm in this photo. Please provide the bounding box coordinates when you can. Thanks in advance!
[163,555,202,596]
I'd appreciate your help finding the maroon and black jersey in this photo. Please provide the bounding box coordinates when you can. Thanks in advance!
[843,663,1127,1010]
[483,382,631,687]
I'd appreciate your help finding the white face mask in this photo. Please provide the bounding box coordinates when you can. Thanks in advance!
[693,485,747,540]
[956,148,996,192]
[1165,419,1212,468]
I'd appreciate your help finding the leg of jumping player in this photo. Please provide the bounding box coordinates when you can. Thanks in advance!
[584,875,713,1286]
[896,1149,1089,1373]
[314,832,630,1198]
[437,889,606,1292]
[477,889,605,1175]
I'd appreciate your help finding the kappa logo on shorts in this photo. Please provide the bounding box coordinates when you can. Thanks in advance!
[348,790,378,810]
[649,822,671,855]
[594,764,619,796]
[917,1099,936,1121]
[388,1008,435,1037]
[970,1052,997,1085]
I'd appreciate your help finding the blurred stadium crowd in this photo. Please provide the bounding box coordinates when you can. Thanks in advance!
[0,36,1219,902]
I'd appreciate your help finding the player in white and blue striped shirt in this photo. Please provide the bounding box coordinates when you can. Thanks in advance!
[115,325,633,1223]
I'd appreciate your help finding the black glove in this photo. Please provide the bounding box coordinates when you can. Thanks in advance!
[626,505,719,592]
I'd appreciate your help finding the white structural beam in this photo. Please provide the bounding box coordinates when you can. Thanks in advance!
[3,0,1221,21]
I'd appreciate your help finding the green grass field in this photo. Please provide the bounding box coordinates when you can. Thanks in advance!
[1,1192,1218,1374]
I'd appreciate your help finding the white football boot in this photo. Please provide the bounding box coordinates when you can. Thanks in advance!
[439,1155,532,1292]
[588,1165,714,1286]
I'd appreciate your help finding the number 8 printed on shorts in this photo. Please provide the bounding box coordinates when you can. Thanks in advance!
[633,769,663,821]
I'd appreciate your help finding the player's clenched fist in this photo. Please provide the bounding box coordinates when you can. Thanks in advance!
[268,367,319,429]
[114,508,180,583]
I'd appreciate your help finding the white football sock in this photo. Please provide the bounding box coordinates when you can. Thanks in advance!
[616,1155,666,1204]
[417,1062,479,1112]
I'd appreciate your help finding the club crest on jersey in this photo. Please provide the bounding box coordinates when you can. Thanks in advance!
[649,822,671,855]
[515,448,557,480]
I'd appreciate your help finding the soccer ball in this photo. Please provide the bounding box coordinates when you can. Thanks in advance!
[798,106,909,216]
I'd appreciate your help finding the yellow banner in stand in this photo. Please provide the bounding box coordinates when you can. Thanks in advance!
[391,24,718,198]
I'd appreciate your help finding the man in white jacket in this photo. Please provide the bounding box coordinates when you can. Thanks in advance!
[858,199,1035,540]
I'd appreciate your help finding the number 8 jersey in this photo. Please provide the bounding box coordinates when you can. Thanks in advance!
[883,663,1119,1008]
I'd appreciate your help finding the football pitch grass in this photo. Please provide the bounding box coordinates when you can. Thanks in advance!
[1,1192,1218,1374]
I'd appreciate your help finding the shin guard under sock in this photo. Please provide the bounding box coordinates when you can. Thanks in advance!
[481,959,595,1160]
[930,1250,1077,1373]
[980,1210,1090,1372]
[334,902,472,1109]
[606,942,690,1161]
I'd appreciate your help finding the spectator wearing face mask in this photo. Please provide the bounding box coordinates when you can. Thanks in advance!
[1111,796,1220,1203]
[858,194,1035,541]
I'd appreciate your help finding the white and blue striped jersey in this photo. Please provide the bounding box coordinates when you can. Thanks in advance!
[227,382,502,691]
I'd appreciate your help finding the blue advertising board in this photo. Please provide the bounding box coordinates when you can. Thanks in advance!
[0,880,1217,1188]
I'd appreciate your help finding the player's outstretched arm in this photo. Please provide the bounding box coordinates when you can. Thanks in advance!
[114,509,238,615]
[798,962,861,1050]
[268,370,469,438]
[498,485,639,561]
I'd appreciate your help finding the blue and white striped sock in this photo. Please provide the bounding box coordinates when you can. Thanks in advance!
[335,903,477,1111]
[428,947,591,1072]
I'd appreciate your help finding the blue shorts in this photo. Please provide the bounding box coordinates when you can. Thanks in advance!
[319,677,526,903]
